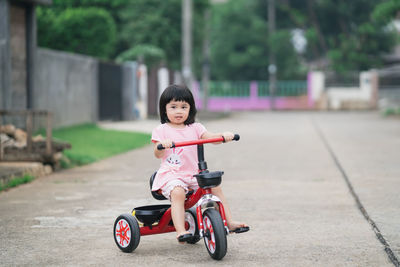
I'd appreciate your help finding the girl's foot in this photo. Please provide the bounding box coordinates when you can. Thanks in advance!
[177,231,192,243]
[228,222,250,233]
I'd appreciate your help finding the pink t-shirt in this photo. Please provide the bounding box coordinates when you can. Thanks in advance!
[151,122,207,191]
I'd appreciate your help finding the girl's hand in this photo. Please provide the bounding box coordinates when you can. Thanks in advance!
[222,132,234,142]
[154,139,173,158]
[159,139,173,149]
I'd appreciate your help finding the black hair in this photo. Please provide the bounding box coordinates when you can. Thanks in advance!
[159,84,197,125]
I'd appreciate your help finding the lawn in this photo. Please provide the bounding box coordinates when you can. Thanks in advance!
[50,123,151,167]
[0,174,35,192]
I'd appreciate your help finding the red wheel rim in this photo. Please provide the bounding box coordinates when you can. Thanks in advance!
[185,212,196,234]
[204,216,216,253]
[115,219,131,248]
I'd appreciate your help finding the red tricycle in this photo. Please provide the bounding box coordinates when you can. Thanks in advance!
[113,134,249,260]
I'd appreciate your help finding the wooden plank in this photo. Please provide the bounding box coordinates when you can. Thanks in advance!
[26,110,33,152]
[0,113,3,161]
[0,110,49,116]
[1,154,44,162]
[46,112,52,156]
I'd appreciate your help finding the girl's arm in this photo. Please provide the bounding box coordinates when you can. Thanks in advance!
[201,131,234,143]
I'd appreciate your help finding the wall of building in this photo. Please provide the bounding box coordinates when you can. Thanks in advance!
[33,48,98,128]
[0,0,11,110]
[121,62,138,120]
[10,4,27,110]
[308,71,379,110]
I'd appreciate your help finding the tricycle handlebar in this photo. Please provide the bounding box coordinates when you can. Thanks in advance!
[157,134,240,150]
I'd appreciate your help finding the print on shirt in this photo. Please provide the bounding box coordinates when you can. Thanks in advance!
[166,148,183,167]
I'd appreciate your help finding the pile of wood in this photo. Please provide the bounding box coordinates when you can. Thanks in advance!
[0,124,71,166]
[1,124,36,148]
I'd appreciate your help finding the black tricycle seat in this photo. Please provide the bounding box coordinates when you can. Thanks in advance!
[149,172,195,200]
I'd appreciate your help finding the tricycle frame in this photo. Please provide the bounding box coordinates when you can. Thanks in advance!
[138,187,229,237]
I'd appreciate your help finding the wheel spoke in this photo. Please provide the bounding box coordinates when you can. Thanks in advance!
[204,216,216,253]
[116,219,131,247]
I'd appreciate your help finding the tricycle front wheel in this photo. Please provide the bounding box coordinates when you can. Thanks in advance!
[114,213,140,253]
[203,209,227,260]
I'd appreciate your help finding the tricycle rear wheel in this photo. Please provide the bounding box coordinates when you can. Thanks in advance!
[185,207,201,244]
[114,214,140,253]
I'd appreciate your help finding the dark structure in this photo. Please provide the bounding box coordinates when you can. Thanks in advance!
[0,0,51,110]
[98,62,123,121]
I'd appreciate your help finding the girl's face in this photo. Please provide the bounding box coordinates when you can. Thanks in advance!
[166,100,190,126]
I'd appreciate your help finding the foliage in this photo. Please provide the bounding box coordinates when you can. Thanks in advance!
[372,0,400,24]
[383,107,400,116]
[37,7,117,59]
[0,175,35,192]
[37,0,209,71]
[36,0,400,79]
[119,0,209,71]
[37,0,128,58]
[278,0,399,72]
[210,0,304,80]
[116,44,166,67]
[50,124,150,167]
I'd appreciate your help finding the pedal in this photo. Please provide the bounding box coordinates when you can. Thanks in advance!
[229,226,250,234]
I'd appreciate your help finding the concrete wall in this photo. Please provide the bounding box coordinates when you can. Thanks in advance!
[0,0,37,110]
[10,4,27,110]
[326,71,378,110]
[137,64,148,118]
[0,0,11,110]
[34,48,98,128]
[121,61,138,120]
[308,71,379,110]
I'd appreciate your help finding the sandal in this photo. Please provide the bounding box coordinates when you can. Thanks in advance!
[177,233,193,242]
[229,226,250,234]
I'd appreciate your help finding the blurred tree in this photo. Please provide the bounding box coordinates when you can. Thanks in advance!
[115,44,166,68]
[37,0,128,58]
[278,0,399,72]
[118,0,209,72]
[372,0,400,23]
[37,6,117,59]
[37,0,399,77]
[210,0,304,80]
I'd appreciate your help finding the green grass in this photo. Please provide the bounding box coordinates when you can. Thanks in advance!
[49,123,151,168]
[0,174,35,192]
[383,107,400,116]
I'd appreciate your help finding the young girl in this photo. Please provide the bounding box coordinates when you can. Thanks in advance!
[151,84,248,243]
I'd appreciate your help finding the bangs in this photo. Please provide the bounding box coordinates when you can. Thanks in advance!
[163,85,194,103]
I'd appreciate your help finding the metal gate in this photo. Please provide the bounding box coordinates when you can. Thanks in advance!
[378,66,400,108]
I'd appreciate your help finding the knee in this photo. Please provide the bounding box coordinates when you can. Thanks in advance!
[170,186,186,201]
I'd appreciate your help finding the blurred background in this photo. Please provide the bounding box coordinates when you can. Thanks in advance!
[1,0,400,127]
[0,0,400,168]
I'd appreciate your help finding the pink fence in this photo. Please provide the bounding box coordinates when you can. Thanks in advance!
[193,78,314,111]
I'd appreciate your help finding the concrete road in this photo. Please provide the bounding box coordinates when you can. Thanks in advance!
[0,112,399,266]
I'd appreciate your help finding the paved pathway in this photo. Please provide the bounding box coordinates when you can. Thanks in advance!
[0,112,398,266]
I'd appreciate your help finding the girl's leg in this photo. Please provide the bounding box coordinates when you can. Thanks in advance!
[170,186,189,237]
[211,185,247,230]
